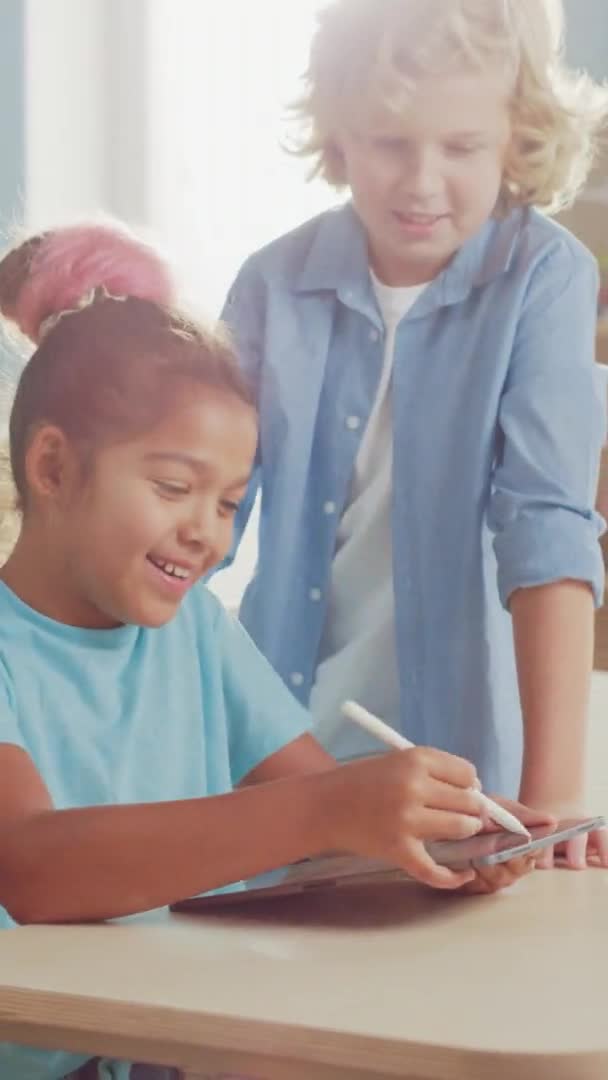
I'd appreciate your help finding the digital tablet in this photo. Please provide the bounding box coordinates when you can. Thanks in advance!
[170,816,604,913]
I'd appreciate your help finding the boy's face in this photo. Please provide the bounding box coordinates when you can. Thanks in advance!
[335,71,512,286]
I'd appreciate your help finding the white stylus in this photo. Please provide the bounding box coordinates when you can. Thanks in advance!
[341,700,531,839]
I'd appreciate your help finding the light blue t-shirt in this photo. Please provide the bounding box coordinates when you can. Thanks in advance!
[0,580,311,1080]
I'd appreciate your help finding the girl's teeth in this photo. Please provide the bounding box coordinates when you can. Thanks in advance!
[151,557,189,580]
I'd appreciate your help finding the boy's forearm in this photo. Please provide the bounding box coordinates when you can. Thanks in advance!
[511,580,594,808]
[0,771,333,924]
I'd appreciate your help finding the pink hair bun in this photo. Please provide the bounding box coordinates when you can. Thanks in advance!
[16,223,175,343]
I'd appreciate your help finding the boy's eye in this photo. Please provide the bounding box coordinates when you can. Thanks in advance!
[154,480,190,498]
[445,143,482,156]
[376,137,405,153]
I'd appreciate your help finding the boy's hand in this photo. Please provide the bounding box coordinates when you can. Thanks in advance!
[529,803,608,870]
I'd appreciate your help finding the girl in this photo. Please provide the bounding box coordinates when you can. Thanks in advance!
[220,0,608,870]
[0,224,545,1080]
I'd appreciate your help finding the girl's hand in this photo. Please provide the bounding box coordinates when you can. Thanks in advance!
[462,796,556,895]
[322,747,484,891]
[461,852,536,895]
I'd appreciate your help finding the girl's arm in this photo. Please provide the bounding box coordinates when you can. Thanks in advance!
[240,731,336,784]
[0,740,331,924]
[0,737,486,924]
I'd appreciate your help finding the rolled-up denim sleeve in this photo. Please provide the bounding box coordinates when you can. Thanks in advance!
[488,244,606,609]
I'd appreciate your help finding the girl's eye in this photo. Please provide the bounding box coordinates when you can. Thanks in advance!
[154,480,190,498]
[220,499,240,516]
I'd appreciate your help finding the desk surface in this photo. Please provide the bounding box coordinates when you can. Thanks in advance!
[0,869,607,1080]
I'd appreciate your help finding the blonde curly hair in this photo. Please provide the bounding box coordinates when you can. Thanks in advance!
[291,0,608,214]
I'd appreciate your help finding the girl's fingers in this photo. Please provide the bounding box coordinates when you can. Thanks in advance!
[463,854,535,895]
[399,841,475,891]
[425,778,484,818]
[412,807,483,842]
[418,747,478,790]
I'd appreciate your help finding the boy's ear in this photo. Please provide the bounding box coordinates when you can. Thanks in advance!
[24,425,79,504]
[326,137,347,183]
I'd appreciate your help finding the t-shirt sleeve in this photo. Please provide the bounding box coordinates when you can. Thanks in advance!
[214,603,312,785]
[0,658,25,751]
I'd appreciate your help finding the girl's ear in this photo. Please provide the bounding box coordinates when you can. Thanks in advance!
[24,425,80,506]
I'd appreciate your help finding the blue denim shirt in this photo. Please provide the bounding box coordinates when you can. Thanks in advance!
[219,202,605,796]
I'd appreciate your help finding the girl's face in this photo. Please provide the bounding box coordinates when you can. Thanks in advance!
[31,384,257,629]
[336,70,512,286]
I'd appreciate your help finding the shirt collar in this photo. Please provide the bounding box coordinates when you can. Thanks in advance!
[294,201,371,308]
[293,201,525,315]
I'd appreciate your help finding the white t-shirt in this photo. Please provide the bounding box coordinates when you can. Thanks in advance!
[310,272,427,759]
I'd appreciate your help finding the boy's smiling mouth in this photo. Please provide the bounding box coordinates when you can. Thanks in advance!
[393,210,447,225]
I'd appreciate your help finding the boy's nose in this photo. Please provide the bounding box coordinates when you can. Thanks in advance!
[401,148,442,200]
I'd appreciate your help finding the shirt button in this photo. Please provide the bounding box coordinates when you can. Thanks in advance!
[309,587,322,602]
[290,672,304,688]
[369,328,380,343]
[346,415,361,431]
[323,500,336,514]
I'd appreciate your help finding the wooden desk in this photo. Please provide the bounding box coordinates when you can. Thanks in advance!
[0,869,607,1080]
